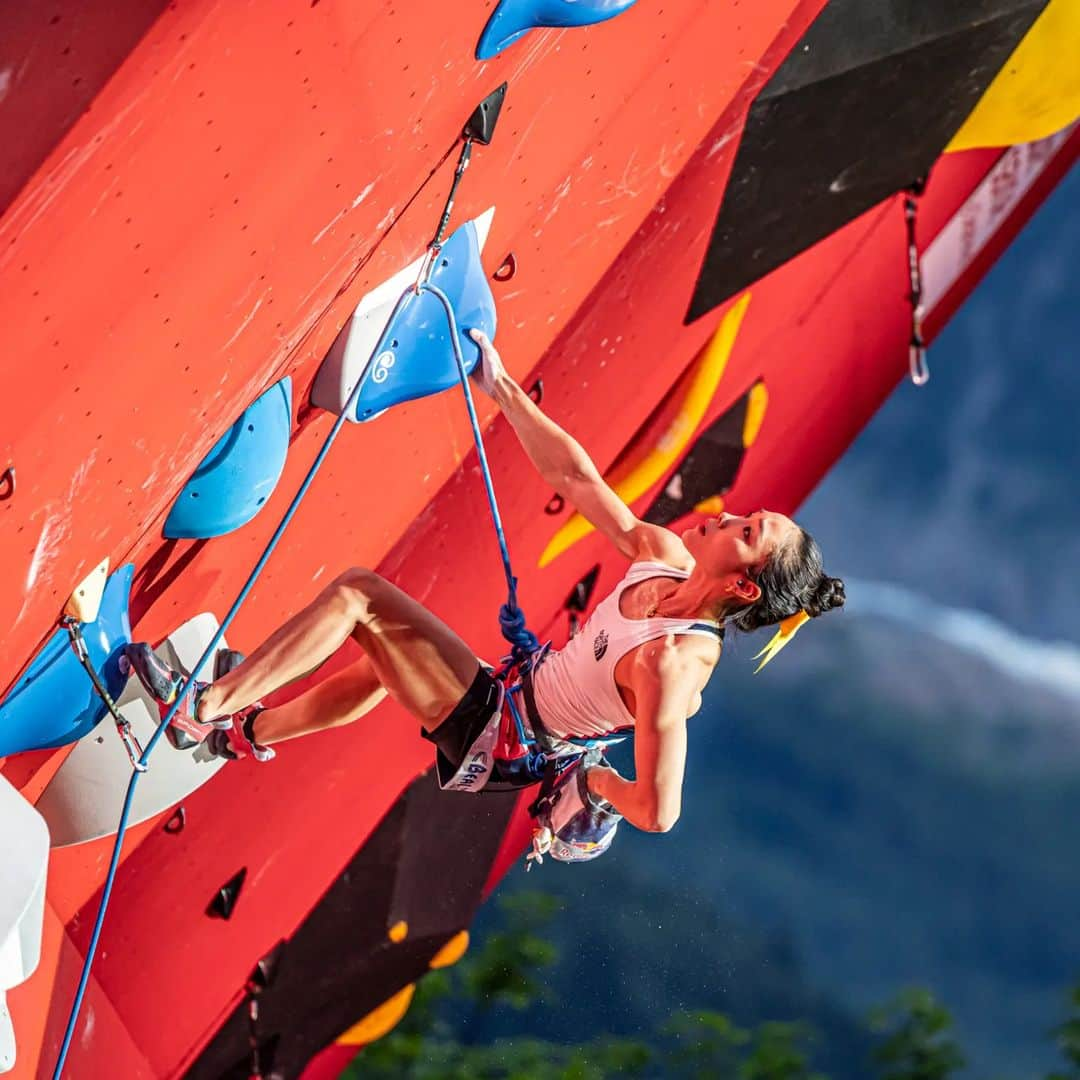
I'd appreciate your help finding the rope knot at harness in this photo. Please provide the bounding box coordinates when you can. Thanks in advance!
[499,598,540,660]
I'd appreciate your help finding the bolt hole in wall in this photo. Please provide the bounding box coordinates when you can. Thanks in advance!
[494,251,517,281]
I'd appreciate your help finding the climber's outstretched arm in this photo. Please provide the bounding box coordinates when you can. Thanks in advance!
[469,329,683,565]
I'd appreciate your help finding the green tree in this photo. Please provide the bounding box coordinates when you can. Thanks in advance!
[1047,983,1080,1080]
[348,891,841,1079]
[870,988,965,1080]
[353,893,650,1079]
[665,1010,749,1078]
[462,892,561,1013]
[663,1011,827,1079]
[741,1021,827,1080]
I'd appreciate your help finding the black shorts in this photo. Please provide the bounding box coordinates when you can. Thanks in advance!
[421,664,502,789]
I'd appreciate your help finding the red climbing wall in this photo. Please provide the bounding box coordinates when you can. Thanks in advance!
[0,0,1075,1076]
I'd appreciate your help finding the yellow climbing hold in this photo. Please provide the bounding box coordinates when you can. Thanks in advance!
[947,0,1080,151]
[429,930,470,969]
[538,292,752,567]
[742,381,768,447]
[336,984,416,1046]
[64,558,110,624]
[388,920,408,943]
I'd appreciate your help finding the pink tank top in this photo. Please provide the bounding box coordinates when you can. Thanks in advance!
[530,561,722,740]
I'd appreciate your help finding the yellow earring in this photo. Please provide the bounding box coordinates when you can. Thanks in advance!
[752,611,810,673]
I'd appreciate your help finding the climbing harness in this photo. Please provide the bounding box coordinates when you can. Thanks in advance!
[51,85,547,1078]
[904,177,930,387]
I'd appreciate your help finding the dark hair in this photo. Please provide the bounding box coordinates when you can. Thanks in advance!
[730,526,845,633]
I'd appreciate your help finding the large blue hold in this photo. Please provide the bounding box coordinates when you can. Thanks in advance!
[476,0,637,60]
[349,220,496,423]
[163,377,292,539]
[0,564,134,757]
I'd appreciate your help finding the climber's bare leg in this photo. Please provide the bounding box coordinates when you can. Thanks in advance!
[251,655,388,745]
[199,574,367,712]
[198,568,480,732]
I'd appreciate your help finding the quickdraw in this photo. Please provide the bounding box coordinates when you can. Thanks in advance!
[904,176,930,387]
[61,618,147,772]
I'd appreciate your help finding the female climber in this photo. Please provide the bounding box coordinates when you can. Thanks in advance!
[125,328,844,840]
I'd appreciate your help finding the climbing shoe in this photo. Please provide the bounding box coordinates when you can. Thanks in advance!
[213,648,247,679]
[120,643,231,751]
[205,707,275,763]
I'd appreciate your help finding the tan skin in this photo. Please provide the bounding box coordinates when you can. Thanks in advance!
[196,329,797,835]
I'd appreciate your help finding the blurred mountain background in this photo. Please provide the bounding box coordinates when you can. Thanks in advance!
[476,168,1080,1079]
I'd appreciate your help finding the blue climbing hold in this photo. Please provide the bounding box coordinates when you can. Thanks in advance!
[349,220,496,423]
[476,0,637,60]
[0,564,134,757]
[163,378,292,539]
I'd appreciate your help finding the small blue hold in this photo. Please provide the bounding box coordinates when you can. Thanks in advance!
[163,378,292,539]
[476,0,638,61]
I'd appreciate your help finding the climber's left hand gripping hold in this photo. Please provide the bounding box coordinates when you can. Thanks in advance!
[468,327,506,397]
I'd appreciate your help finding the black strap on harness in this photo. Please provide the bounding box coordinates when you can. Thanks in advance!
[521,669,559,812]
[520,667,553,752]
[520,667,589,814]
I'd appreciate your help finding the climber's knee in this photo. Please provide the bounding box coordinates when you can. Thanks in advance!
[327,566,384,623]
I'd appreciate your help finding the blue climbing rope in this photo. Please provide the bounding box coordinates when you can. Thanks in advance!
[52,282,540,1077]
[418,281,540,665]
[51,349,375,1076]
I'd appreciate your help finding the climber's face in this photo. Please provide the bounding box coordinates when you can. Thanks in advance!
[682,510,797,593]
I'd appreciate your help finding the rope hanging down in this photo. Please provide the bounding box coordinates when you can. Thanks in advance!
[54,104,533,1076]
[415,280,540,664]
[53,304,537,1075]
[54,233,535,1080]
[52,352,370,1079]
